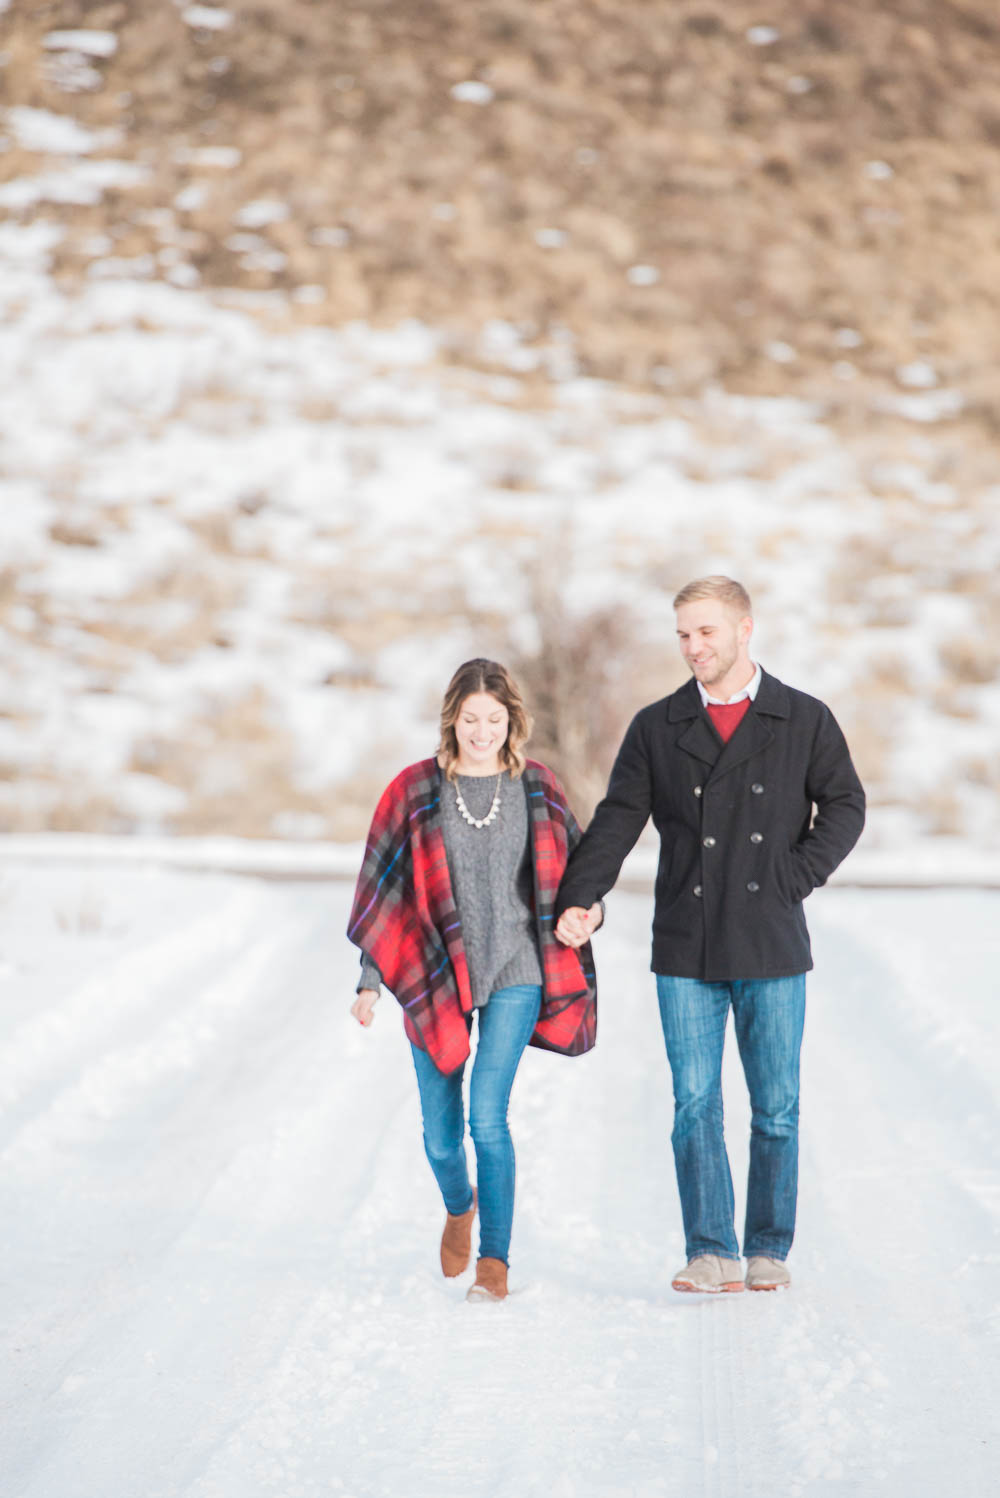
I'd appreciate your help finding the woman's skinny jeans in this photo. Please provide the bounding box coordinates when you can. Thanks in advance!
[410,983,541,1265]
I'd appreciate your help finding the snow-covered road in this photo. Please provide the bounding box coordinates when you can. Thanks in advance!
[1,861,998,1497]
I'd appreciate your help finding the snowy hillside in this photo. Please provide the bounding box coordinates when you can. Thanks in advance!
[2,10,999,859]
[1,860,998,1497]
[2,192,999,857]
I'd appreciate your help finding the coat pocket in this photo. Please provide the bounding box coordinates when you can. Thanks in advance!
[776,847,811,906]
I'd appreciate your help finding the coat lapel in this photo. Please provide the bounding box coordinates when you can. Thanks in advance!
[705,709,773,783]
[669,679,719,768]
[676,715,724,768]
[703,668,789,784]
[669,669,790,782]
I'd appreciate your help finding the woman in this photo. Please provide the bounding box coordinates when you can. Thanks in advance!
[348,659,600,1302]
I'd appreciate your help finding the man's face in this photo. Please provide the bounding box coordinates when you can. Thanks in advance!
[675,598,752,694]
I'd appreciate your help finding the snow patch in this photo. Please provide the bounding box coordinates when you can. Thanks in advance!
[0,160,149,209]
[172,145,241,168]
[5,105,111,155]
[42,31,119,57]
[233,198,290,229]
[182,5,234,30]
[450,80,494,104]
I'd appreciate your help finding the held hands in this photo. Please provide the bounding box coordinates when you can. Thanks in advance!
[353,903,601,1017]
[555,903,602,949]
[351,988,380,1027]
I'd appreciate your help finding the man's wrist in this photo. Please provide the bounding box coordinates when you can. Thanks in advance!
[556,893,592,919]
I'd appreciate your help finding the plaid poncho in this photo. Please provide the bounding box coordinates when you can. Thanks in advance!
[347,757,597,1075]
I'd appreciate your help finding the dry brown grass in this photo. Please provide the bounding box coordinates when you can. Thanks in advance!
[128,700,406,842]
[76,563,242,662]
[36,789,125,835]
[939,639,1000,687]
[963,754,1000,792]
[922,791,964,838]
[6,0,1000,415]
[48,519,102,548]
[126,687,300,837]
[931,685,980,721]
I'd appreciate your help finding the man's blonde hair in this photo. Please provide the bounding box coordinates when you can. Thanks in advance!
[673,575,753,617]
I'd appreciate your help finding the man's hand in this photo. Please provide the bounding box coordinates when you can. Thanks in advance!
[555,903,602,948]
[351,988,380,1026]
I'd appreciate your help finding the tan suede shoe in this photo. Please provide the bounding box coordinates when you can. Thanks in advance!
[465,1256,508,1302]
[745,1255,791,1291]
[440,1190,477,1278]
[671,1254,745,1293]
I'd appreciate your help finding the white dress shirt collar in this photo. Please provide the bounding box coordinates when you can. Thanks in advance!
[697,661,762,708]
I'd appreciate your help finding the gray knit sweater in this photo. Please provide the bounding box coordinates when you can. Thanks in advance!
[358,769,542,1007]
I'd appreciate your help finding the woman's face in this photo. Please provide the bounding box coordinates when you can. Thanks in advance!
[453,691,509,772]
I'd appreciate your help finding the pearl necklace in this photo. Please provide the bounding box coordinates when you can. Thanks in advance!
[454,772,502,829]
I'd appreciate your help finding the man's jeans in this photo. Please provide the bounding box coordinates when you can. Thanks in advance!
[655,974,806,1263]
[410,983,542,1265]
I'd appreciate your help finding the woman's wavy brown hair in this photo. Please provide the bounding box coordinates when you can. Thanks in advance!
[437,659,532,781]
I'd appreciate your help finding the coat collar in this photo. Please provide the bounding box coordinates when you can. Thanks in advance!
[670,674,790,725]
[667,668,789,720]
[667,668,789,775]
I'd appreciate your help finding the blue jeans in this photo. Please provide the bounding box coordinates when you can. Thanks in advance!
[655,974,806,1262]
[410,984,542,1265]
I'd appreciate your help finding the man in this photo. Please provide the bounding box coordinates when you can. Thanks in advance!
[555,576,865,1293]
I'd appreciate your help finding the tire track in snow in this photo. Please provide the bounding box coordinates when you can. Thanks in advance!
[4,876,1000,1498]
[512,896,682,1299]
[794,892,1000,1495]
[12,877,445,1498]
[697,1300,739,1498]
[0,882,367,1498]
[0,875,272,1146]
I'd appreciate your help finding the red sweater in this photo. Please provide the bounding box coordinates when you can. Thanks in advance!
[706,698,751,743]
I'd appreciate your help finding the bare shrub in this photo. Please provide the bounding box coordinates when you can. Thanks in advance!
[922,792,964,838]
[509,582,674,823]
[939,638,1000,687]
[127,688,298,837]
[826,706,891,800]
[44,792,128,835]
[315,758,409,842]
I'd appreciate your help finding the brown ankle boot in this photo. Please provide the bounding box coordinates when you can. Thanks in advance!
[440,1190,476,1277]
[465,1256,508,1302]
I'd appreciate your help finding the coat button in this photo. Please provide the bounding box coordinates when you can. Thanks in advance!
[703,836,716,848]
[693,786,703,797]
[747,880,760,893]
[693,885,703,897]
[750,832,763,844]
[751,782,764,795]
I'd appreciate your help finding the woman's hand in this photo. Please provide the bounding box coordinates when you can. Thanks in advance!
[555,903,602,948]
[351,988,380,1027]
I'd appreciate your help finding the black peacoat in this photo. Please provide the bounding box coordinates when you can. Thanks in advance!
[556,669,866,981]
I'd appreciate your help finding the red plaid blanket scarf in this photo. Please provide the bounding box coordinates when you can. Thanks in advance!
[347,757,597,1074]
